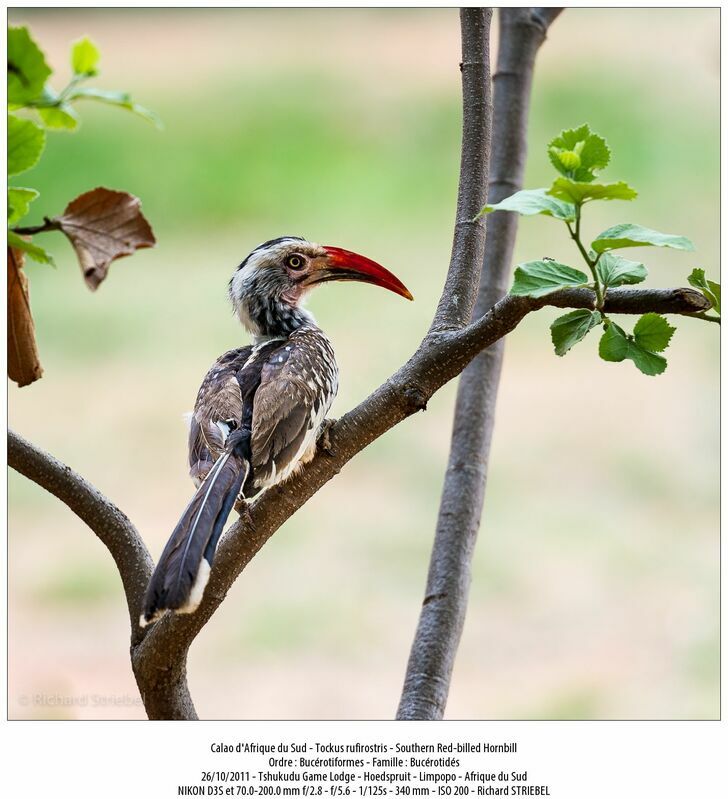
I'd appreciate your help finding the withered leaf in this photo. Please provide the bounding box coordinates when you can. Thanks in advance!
[8,246,43,387]
[53,187,156,290]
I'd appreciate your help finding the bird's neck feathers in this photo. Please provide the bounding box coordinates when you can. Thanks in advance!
[229,263,319,342]
[235,290,316,343]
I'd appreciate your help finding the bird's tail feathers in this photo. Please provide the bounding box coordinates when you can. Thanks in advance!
[141,452,249,626]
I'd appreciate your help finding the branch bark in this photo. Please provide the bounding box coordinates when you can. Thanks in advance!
[397,6,562,721]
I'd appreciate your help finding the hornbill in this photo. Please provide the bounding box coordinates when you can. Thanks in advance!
[141,236,412,626]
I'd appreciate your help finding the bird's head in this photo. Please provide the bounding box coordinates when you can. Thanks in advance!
[229,236,412,339]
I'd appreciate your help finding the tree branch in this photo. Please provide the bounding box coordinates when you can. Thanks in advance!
[449,287,710,373]
[397,6,562,720]
[531,7,564,30]
[430,8,492,332]
[7,429,152,643]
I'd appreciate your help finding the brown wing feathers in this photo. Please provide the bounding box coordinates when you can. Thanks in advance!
[188,346,251,484]
[249,333,334,486]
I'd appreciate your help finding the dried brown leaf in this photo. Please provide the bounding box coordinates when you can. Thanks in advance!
[8,246,43,387]
[53,187,156,290]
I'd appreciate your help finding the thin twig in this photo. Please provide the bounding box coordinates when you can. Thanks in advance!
[12,217,61,236]
[683,312,720,324]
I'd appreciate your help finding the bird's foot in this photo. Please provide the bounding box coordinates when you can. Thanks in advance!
[317,418,337,457]
[235,496,256,532]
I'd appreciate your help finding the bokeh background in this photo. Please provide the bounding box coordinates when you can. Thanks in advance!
[8,8,719,720]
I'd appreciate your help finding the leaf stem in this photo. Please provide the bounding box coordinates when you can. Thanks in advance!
[24,75,87,110]
[567,204,604,309]
[58,73,87,103]
[684,312,721,325]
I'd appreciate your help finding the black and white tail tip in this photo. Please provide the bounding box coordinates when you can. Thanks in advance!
[140,452,248,627]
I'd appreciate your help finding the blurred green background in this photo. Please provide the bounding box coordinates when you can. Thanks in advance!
[8,8,718,719]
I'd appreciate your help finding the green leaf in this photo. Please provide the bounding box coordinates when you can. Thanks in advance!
[478,188,575,222]
[708,281,721,315]
[595,252,647,288]
[510,260,590,298]
[598,319,668,376]
[7,187,39,225]
[71,36,101,76]
[624,346,667,376]
[7,26,52,105]
[7,230,55,265]
[37,104,79,130]
[633,313,675,352]
[548,124,610,182]
[550,309,602,356]
[7,114,46,176]
[548,178,637,204]
[68,87,162,128]
[591,223,694,253]
[687,267,709,290]
[598,321,630,362]
[687,268,720,314]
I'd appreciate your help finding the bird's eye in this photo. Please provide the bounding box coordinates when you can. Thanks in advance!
[286,254,305,270]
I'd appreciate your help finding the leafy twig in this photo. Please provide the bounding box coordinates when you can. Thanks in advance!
[12,217,62,236]
[480,123,718,375]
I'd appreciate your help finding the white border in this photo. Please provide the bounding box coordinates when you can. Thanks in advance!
[2,3,725,797]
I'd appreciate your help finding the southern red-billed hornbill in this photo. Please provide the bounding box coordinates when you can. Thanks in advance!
[141,236,412,625]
